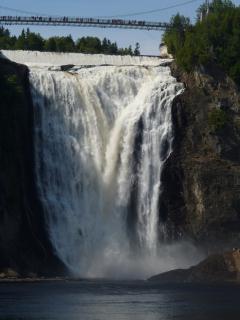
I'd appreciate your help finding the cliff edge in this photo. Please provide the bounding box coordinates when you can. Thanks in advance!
[0,57,65,277]
[160,63,240,248]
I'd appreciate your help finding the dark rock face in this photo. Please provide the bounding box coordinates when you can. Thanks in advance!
[148,250,240,283]
[0,58,65,277]
[160,63,240,248]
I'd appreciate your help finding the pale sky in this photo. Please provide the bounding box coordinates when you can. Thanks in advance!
[1,0,240,55]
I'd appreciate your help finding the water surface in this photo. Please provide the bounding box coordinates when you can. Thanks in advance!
[0,280,240,320]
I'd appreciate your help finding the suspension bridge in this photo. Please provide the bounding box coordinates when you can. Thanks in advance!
[0,1,204,32]
[0,16,170,31]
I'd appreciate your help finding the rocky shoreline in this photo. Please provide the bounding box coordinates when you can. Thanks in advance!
[2,250,240,284]
[149,249,240,284]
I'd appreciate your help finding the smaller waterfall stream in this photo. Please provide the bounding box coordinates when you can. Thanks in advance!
[28,59,200,278]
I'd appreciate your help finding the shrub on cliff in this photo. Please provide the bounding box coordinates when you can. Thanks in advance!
[163,0,240,85]
[208,108,228,132]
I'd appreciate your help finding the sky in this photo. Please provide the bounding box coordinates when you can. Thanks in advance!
[1,0,240,55]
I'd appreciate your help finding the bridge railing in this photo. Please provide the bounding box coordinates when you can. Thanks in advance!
[0,16,170,30]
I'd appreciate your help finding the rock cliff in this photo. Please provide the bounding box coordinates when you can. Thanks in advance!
[160,63,240,247]
[0,57,65,277]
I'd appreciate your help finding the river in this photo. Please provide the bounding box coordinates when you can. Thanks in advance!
[0,280,240,320]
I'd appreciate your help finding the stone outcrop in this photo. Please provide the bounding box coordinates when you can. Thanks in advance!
[160,63,240,247]
[0,57,65,277]
[149,249,240,283]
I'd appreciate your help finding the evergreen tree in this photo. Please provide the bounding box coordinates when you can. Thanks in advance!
[101,38,109,53]
[163,0,240,85]
[0,26,141,57]
[134,42,140,56]
[55,35,75,52]
[76,37,101,53]
[15,30,27,50]
[44,37,57,52]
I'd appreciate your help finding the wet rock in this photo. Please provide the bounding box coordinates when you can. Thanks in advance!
[149,250,240,283]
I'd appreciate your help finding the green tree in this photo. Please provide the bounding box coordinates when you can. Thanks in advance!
[0,26,141,57]
[15,30,27,50]
[163,13,190,55]
[26,30,44,51]
[134,42,140,56]
[44,37,57,52]
[109,42,118,54]
[76,37,102,53]
[55,35,75,52]
[163,0,240,85]
[0,27,16,49]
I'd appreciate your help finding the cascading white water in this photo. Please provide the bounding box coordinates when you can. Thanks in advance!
[1,50,164,67]
[28,56,187,278]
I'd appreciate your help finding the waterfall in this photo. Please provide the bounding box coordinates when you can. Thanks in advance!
[29,60,184,278]
[1,50,163,67]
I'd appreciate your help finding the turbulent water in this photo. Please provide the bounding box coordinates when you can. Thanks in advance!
[1,50,164,67]
[8,51,200,279]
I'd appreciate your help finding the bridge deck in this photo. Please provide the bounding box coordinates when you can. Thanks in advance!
[0,16,170,31]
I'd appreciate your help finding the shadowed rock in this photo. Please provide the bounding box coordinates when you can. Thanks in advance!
[149,250,240,283]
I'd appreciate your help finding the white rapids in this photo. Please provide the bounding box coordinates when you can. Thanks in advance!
[1,49,167,67]
[5,51,202,278]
